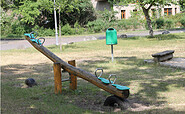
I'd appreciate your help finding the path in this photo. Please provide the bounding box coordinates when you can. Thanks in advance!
[1,29,185,50]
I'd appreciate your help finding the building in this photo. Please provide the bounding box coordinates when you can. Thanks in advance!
[114,4,181,19]
[91,0,181,19]
[91,0,111,11]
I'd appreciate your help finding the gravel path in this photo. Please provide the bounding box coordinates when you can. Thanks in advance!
[1,29,185,50]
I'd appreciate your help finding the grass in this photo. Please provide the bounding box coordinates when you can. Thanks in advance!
[1,33,185,113]
[1,34,25,40]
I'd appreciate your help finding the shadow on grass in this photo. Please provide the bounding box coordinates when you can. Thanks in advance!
[1,58,185,113]
[78,56,185,111]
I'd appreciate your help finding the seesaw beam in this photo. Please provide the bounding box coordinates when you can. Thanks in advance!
[25,36,129,99]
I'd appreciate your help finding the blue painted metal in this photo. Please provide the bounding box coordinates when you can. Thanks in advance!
[24,33,41,45]
[24,33,34,38]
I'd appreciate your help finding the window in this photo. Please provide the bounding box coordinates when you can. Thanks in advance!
[133,9,137,12]
[121,10,125,19]
[133,9,137,16]
[175,8,177,14]
[164,8,172,16]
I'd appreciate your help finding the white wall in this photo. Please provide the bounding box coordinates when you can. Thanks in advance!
[113,4,181,20]
[91,0,111,11]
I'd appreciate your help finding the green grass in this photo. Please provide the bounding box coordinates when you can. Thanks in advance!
[1,33,185,113]
[1,34,25,40]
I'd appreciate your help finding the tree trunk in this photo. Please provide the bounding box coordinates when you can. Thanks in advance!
[142,7,154,37]
[59,6,61,37]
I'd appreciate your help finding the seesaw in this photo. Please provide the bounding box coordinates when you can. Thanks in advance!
[24,31,130,107]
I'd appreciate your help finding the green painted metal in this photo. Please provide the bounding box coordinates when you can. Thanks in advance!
[112,84,130,90]
[106,28,117,45]
[98,77,113,84]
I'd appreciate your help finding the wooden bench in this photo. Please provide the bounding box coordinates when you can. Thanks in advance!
[152,50,174,62]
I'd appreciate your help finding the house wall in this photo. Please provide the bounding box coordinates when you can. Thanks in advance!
[91,0,111,11]
[113,4,180,20]
[161,4,181,16]
[113,4,137,19]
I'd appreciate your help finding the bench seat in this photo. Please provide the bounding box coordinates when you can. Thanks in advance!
[152,50,174,62]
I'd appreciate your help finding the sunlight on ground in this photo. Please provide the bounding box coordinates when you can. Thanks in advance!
[1,33,185,113]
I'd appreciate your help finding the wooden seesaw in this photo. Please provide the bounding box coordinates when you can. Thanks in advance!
[24,32,130,108]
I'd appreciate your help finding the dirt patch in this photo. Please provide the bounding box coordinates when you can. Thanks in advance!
[73,95,163,113]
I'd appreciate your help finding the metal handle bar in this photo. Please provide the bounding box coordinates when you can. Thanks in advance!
[30,31,38,39]
[95,68,103,78]
[37,37,45,46]
[108,74,117,84]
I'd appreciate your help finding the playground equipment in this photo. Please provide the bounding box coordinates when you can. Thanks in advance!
[24,32,130,107]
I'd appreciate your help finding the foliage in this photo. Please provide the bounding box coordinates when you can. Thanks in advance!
[156,18,165,29]
[98,9,117,22]
[108,0,177,37]
[14,0,53,25]
[86,19,105,33]
[117,19,132,30]
[74,22,85,34]
[165,19,174,29]
[180,16,185,27]
[32,25,55,36]
[179,0,185,11]
[1,0,96,37]
[61,24,75,35]
[57,0,96,26]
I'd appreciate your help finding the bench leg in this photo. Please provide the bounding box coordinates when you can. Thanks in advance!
[154,54,173,62]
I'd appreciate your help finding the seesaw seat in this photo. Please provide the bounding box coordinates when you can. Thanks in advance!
[95,68,130,91]
[24,32,44,45]
[98,77,113,84]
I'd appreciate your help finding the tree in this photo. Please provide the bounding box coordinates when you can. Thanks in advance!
[56,0,96,36]
[179,0,185,11]
[14,0,53,25]
[108,0,177,37]
[55,0,79,36]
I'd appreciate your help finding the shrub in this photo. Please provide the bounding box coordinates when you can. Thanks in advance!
[86,19,104,33]
[180,16,185,27]
[117,19,133,30]
[61,24,75,35]
[145,20,156,30]
[74,22,85,34]
[165,19,174,29]
[42,28,55,36]
[156,18,164,29]
[32,26,55,37]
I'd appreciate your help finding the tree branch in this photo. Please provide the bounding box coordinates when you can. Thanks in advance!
[147,0,155,10]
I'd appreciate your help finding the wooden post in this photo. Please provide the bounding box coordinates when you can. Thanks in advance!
[53,63,62,94]
[68,60,77,90]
